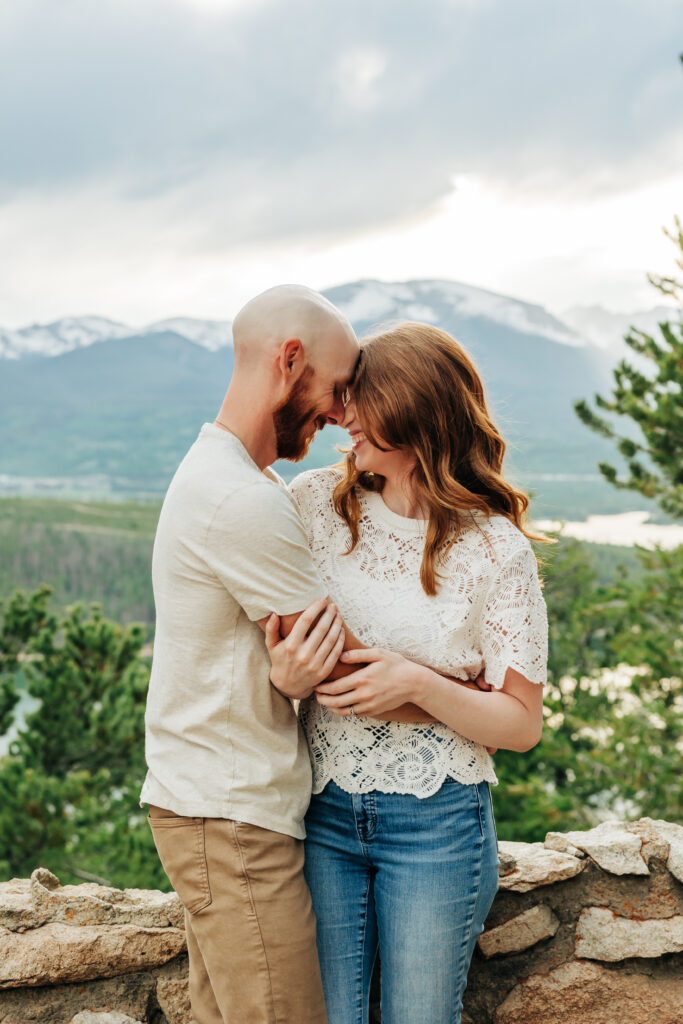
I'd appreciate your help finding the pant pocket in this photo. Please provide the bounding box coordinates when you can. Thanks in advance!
[475,781,498,848]
[148,814,212,914]
[486,783,499,852]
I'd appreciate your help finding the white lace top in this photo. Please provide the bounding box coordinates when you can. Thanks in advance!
[290,468,548,798]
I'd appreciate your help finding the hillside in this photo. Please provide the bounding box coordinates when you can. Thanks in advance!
[0,496,644,630]
[0,332,234,492]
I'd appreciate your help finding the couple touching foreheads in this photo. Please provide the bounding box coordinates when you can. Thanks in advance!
[141,284,548,1024]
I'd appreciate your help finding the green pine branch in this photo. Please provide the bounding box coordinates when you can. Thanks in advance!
[573,216,683,520]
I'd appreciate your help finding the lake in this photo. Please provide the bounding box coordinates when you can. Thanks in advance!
[534,511,683,550]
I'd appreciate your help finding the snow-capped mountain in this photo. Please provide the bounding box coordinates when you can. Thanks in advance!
[562,304,679,350]
[326,279,584,347]
[145,318,233,352]
[0,317,133,360]
[0,315,233,359]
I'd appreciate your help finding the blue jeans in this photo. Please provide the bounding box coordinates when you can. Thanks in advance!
[304,778,499,1024]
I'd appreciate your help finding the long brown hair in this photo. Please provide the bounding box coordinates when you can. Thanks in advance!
[334,322,551,595]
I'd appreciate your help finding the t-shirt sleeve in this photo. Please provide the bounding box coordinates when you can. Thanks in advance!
[480,542,548,690]
[204,480,326,621]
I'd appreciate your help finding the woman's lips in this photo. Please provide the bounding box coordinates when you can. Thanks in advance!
[350,431,366,450]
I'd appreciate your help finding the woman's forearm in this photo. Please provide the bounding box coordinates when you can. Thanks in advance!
[371,702,436,723]
[410,665,541,752]
[370,678,490,724]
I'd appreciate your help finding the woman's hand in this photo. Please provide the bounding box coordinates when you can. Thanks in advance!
[316,651,499,755]
[265,598,346,700]
[314,647,417,717]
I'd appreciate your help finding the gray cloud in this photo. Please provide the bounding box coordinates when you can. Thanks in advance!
[1,0,681,245]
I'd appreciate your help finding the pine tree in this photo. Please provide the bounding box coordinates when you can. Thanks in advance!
[0,587,53,737]
[575,217,683,518]
[0,589,166,889]
[566,212,683,827]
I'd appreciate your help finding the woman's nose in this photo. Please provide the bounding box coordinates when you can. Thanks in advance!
[341,398,356,430]
[325,395,346,425]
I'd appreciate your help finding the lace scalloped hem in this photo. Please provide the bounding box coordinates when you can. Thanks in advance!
[311,764,499,799]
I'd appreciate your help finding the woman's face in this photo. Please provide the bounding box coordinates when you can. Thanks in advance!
[341,396,416,480]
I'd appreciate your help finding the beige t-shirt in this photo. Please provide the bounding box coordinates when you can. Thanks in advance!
[139,423,326,839]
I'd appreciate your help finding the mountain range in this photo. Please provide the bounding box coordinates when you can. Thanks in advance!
[1,282,672,361]
[0,316,235,360]
[0,279,676,519]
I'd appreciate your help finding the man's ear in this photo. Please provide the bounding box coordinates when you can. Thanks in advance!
[278,338,304,380]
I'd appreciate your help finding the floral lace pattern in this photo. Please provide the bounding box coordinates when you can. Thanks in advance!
[291,469,548,798]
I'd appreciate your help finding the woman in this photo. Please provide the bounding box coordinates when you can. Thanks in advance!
[268,323,549,1024]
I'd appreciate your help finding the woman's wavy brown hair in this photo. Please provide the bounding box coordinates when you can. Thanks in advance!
[333,322,551,596]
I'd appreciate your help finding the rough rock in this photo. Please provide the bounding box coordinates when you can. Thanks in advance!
[643,819,683,883]
[574,906,683,961]
[0,877,42,933]
[0,922,186,988]
[32,868,183,930]
[0,869,182,933]
[626,818,671,865]
[497,850,517,876]
[497,841,586,892]
[494,960,683,1024]
[70,1014,143,1024]
[478,904,559,958]
[544,831,585,858]
[563,822,649,875]
[0,968,160,1024]
[155,958,192,1024]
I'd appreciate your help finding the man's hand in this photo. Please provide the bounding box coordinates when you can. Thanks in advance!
[265,598,345,700]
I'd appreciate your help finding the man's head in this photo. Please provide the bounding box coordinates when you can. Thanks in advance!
[231,285,359,461]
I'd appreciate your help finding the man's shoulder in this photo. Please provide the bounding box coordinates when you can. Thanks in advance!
[162,452,297,546]
[176,429,286,500]
[214,475,300,525]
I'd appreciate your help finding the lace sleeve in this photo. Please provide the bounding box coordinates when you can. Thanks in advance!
[480,542,548,690]
[289,473,317,545]
[289,469,340,546]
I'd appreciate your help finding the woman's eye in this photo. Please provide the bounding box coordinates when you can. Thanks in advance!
[342,388,350,407]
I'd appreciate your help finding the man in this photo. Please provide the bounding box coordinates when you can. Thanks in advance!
[140,284,359,1024]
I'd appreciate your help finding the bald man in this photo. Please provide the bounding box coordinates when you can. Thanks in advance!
[141,285,359,1024]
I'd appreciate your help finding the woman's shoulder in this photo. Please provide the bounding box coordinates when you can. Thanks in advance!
[289,467,344,517]
[289,465,344,495]
[464,509,535,565]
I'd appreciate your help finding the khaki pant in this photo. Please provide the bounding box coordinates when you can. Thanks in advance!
[148,806,327,1024]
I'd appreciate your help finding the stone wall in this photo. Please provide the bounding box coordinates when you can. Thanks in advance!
[1,818,682,1024]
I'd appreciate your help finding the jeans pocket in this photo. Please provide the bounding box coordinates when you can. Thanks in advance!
[488,784,499,852]
[148,814,212,914]
[475,781,498,849]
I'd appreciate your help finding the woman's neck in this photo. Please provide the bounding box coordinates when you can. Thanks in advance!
[380,473,427,519]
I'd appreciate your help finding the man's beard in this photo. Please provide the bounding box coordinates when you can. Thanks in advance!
[273,365,324,461]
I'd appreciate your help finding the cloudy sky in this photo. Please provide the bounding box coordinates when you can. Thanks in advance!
[1,0,681,326]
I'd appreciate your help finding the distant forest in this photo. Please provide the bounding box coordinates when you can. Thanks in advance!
[1,495,643,633]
